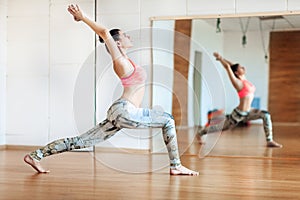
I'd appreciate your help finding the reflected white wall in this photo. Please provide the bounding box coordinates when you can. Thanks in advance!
[153,19,271,127]
[224,31,270,112]
[190,19,225,126]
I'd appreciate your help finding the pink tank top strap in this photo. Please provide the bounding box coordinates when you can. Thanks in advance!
[121,59,136,81]
[238,79,256,98]
[120,59,147,87]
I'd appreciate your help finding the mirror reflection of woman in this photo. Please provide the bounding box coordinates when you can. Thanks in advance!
[23,4,199,176]
[197,52,282,148]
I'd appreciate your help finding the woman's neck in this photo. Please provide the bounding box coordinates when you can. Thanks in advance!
[239,75,246,80]
[118,46,128,58]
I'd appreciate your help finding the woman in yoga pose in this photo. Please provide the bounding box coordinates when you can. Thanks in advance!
[197,52,282,148]
[24,4,198,176]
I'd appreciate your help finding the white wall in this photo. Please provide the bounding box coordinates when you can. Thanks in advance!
[6,0,50,145]
[3,0,300,149]
[6,0,95,146]
[0,0,7,145]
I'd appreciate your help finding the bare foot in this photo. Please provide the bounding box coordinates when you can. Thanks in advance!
[170,165,199,176]
[24,154,50,173]
[196,134,205,144]
[267,141,283,148]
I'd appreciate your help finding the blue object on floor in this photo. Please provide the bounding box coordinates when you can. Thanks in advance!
[251,97,260,109]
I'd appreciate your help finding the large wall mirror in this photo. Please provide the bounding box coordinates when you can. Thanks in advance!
[151,13,300,157]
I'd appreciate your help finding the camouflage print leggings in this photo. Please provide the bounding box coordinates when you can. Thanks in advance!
[29,99,181,168]
[199,108,273,141]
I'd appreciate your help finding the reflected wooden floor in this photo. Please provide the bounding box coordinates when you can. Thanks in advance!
[179,124,300,159]
[1,125,300,200]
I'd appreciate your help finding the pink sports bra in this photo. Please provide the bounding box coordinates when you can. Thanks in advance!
[121,59,147,87]
[238,79,256,98]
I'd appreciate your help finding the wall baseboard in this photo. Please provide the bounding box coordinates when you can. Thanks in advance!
[5,145,41,151]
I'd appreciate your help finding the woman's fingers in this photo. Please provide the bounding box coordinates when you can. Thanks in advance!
[67,6,78,16]
[67,4,82,21]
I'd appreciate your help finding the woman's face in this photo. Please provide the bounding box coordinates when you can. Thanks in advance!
[235,65,246,76]
[117,31,133,48]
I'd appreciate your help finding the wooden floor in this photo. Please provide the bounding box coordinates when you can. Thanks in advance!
[1,124,300,200]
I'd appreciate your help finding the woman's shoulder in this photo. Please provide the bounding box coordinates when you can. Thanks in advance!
[242,79,254,85]
[113,57,135,78]
[113,56,132,67]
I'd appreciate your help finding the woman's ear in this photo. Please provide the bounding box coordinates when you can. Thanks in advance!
[234,71,239,77]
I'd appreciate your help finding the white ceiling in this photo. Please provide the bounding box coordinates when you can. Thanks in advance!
[200,14,300,32]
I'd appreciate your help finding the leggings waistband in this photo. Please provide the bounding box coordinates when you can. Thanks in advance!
[234,107,249,116]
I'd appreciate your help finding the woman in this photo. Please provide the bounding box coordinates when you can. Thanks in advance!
[23,4,198,176]
[197,52,282,148]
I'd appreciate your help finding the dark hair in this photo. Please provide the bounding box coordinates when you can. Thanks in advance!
[98,28,121,43]
[230,63,239,78]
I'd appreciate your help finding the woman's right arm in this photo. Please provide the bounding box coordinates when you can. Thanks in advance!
[213,52,242,91]
[67,4,122,61]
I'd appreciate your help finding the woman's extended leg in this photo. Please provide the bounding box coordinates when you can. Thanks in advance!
[24,119,120,173]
